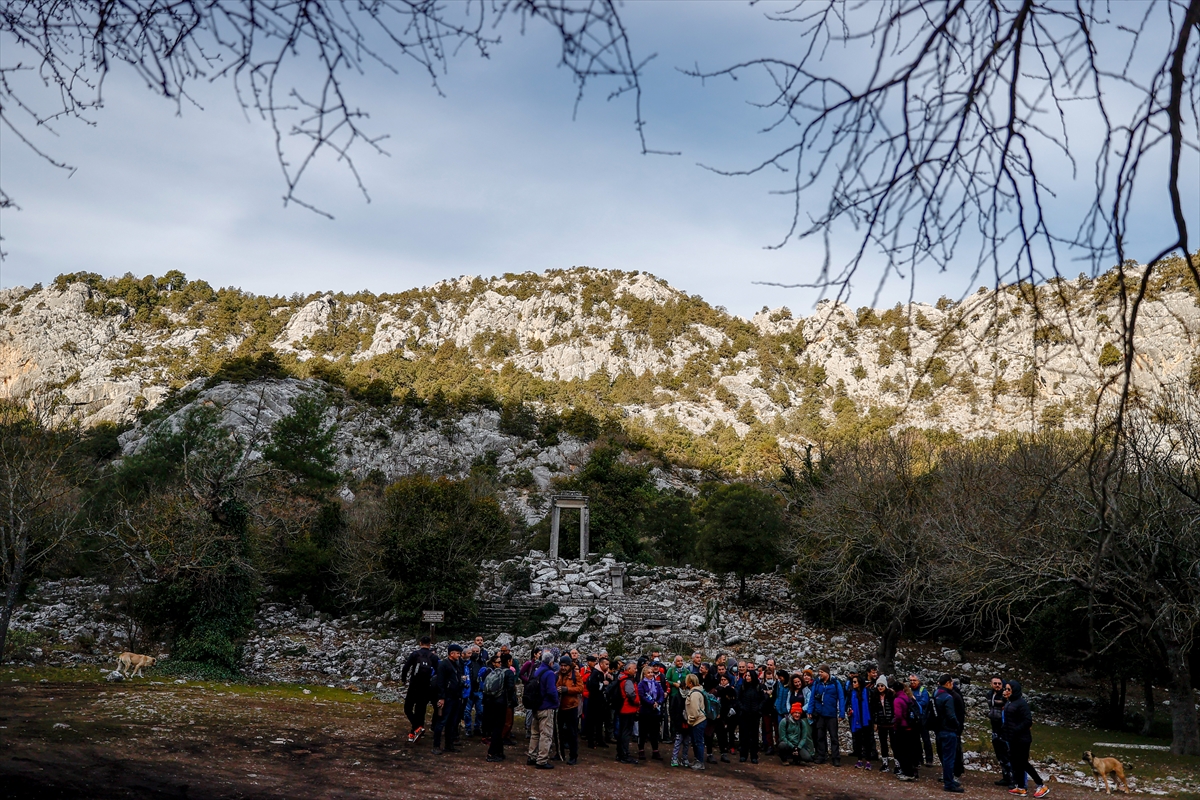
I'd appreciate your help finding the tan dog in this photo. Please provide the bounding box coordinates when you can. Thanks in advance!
[117,652,157,678]
[1083,750,1129,794]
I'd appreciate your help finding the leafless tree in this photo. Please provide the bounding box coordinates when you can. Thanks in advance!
[0,0,651,215]
[0,396,81,659]
[789,432,944,677]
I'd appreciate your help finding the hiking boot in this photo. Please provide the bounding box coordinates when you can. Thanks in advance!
[431,747,443,755]
[535,762,554,770]
[1033,787,1050,798]
[567,758,577,766]
[652,751,663,760]
[751,756,758,764]
[527,757,537,766]
[486,755,503,763]
[944,785,965,793]
[739,755,748,763]
[996,777,1014,786]
[832,758,841,767]
[855,760,864,769]
[720,754,730,763]
[691,761,705,770]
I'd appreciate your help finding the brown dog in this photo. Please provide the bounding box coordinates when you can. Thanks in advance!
[1083,750,1129,794]
[117,652,157,678]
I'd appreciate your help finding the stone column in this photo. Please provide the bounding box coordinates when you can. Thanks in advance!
[609,565,625,596]
[579,506,590,559]
[549,505,561,560]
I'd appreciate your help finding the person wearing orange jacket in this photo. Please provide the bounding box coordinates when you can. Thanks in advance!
[556,656,586,765]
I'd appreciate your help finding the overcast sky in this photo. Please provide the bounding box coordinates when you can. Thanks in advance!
[1,2,1194,318]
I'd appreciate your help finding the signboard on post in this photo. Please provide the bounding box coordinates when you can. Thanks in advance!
[422,609,444,643]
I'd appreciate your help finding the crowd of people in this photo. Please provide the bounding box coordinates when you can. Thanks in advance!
[399,636,1051,796]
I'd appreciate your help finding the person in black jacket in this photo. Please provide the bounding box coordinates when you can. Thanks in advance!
[715,674,738,762]
[1002,679,1049,797]
[987,675,1013,787]
[400,636,439,742]
[431,643,464,754]
[933,674,964,793]
[949,679,966,779]
[484,652,518,761]
[585,656,611,748]
[736,669,764,763]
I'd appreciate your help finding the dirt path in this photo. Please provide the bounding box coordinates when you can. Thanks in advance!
[0,678,1100,800]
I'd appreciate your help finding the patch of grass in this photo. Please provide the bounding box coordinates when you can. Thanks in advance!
[962,721,1200,791]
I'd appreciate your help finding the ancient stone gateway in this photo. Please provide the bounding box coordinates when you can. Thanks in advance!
[548,492,589,560]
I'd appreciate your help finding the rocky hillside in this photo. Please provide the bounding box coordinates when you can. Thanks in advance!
[2,263,1197,466]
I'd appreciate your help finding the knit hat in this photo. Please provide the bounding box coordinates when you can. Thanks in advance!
[875,675,888,688]
[790,703,803,715]
[818,664,832,675]
[447,643,463,653]
[560,655,574,667]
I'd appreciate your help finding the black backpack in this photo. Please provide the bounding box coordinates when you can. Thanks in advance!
[604,676,625,708]
[522,669,543,710]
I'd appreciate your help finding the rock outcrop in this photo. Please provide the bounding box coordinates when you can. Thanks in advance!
[2,266,1197,442]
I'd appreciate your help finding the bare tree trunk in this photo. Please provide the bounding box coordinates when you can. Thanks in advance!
[876,617,902,678]
[0,537,26,661]
[1164,639,1200,755]
[1141,674,1155,737]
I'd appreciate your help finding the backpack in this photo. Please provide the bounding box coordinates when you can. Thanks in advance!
[522,669,543,710]
[484,668,506,701]
[704,691,720,722]
[604,676,625,709]
[905,696,921,725]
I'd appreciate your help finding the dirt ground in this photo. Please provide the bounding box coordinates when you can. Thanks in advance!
[0,675,1117,800]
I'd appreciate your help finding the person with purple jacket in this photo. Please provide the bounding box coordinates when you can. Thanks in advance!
[526,650,560,770]
[638,664,665,761]
[893,678,920,780]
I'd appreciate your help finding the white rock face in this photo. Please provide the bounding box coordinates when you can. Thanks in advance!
[116,379,592,498]
[2,267,1196,440]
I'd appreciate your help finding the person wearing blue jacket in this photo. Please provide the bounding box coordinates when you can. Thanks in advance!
[526,650,560,769]
[805,665,846,766]
[934,674,964,793]
[846,673,874,768]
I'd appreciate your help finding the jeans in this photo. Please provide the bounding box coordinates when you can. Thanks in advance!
[432,697,460,749]
[938,731,960,788]
[812,714,840,762]
[527,708,556,765]
[690,721,707,764]
[463,691,484,732]
[404,681,431,731]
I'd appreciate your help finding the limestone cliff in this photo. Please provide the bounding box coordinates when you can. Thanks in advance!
[2,265,1197,452]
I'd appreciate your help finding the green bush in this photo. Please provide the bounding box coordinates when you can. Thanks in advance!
[381,475,510,624]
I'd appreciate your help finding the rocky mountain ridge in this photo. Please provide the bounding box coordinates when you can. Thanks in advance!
[2,264,1197,460]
